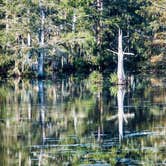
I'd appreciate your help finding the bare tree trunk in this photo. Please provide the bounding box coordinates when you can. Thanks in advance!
[118,29,125,85]
[25,8,32,68]
[72,8,76,33]
[19,151,22,166]
[38,0,45,78]
[27,3,31,47]
[27,32,31,65]
[96,0,103,46]
[27,33,31,47]
[109,29,133,84]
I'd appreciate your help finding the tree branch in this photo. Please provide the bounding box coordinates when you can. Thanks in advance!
[106,49,118,55]
[123,52,134,55]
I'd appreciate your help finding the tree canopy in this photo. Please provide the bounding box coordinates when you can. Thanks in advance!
[0,0,165,77]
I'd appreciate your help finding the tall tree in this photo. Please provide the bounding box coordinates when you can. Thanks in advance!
[38,0,45,77]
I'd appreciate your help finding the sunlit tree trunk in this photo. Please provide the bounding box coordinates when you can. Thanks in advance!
[109,29,133,84]
[27,30,31,65]
[118,29,125,85]
[19,151,22,166]
[27,8,31,47]
[27,33,31,47]
[72,8,76,33]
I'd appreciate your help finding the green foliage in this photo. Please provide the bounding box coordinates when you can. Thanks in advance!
[0,55,14,75]
[89,71,103,84]
[0,0,165,76]
[0,86,7,102]
[109,72,118,84]
[109,86,118,97]
[0,55,12,66]
[88,71,103,94]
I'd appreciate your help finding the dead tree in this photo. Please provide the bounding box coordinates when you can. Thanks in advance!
[109,29,134,85]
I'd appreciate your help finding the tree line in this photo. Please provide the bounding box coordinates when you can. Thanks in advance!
[0,0,165,77]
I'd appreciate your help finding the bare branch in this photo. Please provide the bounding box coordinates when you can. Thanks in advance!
[123,52,134,55]
[123,113,128,123]
[107,113,135,121]
[106,49,118,55]
[123,35,129,38]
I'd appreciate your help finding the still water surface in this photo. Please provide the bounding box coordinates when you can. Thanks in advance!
[0,74,165,166]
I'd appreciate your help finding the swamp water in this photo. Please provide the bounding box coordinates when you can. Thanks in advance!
[0,74,165,166]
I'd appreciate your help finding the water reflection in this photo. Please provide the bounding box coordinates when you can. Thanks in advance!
[117,85,126,141]
[38,80,45,165]
[0,75,165,165]
[117,85,135,142]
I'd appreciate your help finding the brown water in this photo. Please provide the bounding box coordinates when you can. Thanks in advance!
[0,74,165,166]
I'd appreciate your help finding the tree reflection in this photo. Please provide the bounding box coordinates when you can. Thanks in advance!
[117,85,135,142]
[37,80,47,166]
[0,75,165,165]
[117,85,126,141]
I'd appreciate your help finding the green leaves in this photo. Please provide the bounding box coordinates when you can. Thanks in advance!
[88,71,103,94]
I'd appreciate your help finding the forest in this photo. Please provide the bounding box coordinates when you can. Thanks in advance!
[0,1,166,165]
[0,0,165,78]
